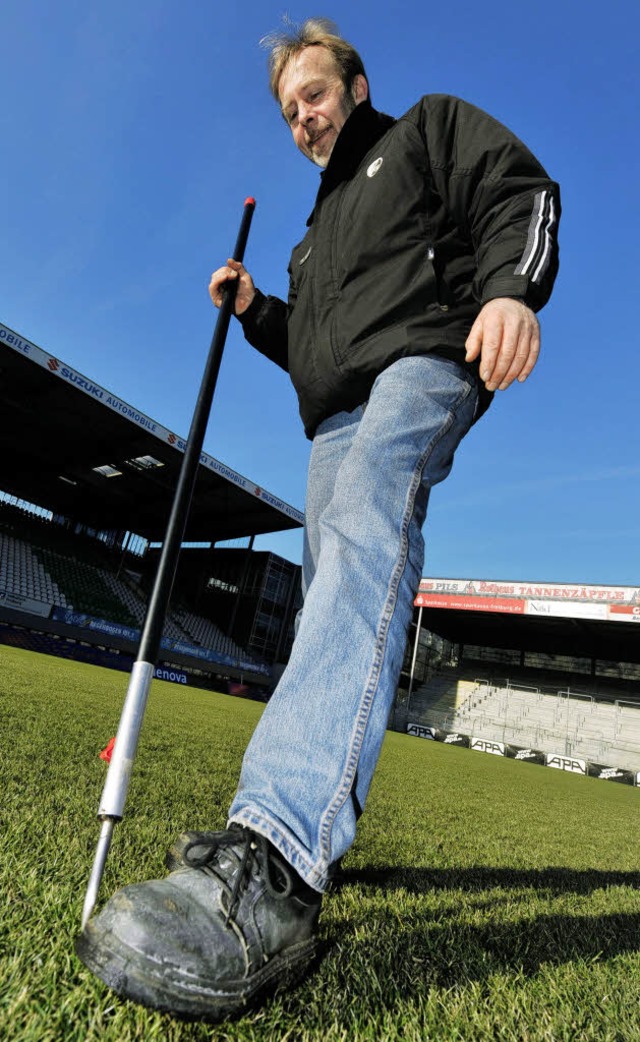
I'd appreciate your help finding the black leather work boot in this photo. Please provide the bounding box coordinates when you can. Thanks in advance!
[76,826,322,1021]
[166,829,345,887]
[165,829,222,872]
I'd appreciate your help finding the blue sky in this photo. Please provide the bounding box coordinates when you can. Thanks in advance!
[2,0,638,585]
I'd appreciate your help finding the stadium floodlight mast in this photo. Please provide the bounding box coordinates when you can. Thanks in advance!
[81,197,256,930]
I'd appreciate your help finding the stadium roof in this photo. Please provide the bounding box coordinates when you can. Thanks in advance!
[415,578,640,664]
[0,322,303,543]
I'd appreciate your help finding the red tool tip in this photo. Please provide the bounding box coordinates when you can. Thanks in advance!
[244,196,256,207]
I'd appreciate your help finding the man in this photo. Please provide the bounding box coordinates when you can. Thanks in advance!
[77,18,560,1021]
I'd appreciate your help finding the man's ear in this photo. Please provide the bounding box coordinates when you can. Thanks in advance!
[351,73,369,105]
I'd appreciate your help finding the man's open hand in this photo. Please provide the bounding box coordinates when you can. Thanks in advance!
[465,297,540,391]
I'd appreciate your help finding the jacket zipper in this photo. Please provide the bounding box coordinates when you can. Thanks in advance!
[328,184,349,365]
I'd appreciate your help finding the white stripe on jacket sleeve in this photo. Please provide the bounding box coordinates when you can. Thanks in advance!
[515,190,557,283]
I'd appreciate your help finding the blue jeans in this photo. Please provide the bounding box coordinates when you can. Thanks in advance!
[229,355,479,891]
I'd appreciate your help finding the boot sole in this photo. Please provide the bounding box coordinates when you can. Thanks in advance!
[75,922,319,1022]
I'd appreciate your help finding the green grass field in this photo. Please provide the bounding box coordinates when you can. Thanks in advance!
[2,644,640,1042]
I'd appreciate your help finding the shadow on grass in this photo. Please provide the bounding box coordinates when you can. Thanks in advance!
[328,908,640,990]
[322,865,640,994]
[337,864,640,895]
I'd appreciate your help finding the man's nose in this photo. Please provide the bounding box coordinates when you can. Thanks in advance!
[298,102,315,126]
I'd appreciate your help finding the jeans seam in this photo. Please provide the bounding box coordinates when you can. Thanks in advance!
[317,377,473,861]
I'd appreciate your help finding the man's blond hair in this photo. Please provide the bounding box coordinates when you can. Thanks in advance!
[261,17,368,103]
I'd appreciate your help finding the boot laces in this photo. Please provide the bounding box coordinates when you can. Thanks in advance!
[180,827,295,925]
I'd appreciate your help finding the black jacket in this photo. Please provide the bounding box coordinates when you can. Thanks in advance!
[240,95,560,438]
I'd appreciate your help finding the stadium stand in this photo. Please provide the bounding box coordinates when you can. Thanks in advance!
[172,606,247,661]
[0,500,268,679]
[0,530,69,607]
[407,667,640,771]
[397,577,640,778]
[0,320,307,697]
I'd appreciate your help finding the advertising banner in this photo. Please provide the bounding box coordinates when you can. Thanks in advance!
[0,589,51,618]
[414,592,526,614]
[51,608,139,643]
[154,666,188,686]
[160,636,234,665]
[609,605,640,622]
[586,762,635,785]
[525,599,609,621]
[545,753,587,775]
[414,577,640,622]
[505,745,546,765]
[417,577,640,604]
[470,737,505,756]
[437,730,470,747]
[50,607,270,675]
[406,724,469,746]
[405,724,636,786]
[407,723,437,740]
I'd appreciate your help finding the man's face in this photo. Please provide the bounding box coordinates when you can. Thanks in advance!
[278,46,367,168]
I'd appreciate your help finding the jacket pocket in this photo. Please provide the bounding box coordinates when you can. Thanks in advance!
[337,320,410,380]
[427,246,451,311]
[289,240,313,297]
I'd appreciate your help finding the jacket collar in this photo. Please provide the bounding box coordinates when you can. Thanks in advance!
[307,100,396,225]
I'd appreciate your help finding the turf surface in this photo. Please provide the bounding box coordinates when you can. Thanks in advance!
[2,645,640,1041]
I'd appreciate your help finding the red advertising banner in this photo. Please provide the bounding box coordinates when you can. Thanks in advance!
[415,577,640,619]
[417,577,640,605]
[414,593,526,614]
[609,605,640,621]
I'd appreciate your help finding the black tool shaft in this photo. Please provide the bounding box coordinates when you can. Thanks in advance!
[139,197,256,662]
